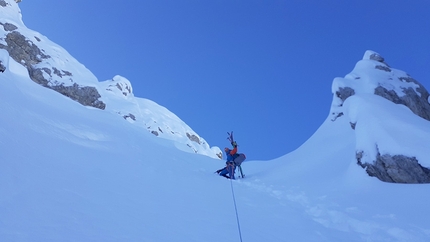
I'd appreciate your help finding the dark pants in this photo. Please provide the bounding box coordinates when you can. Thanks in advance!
[219,162,235,179]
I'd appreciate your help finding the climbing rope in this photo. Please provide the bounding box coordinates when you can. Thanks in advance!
[230,178,243,242]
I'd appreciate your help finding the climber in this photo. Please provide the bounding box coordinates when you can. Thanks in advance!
[216,142,239,179]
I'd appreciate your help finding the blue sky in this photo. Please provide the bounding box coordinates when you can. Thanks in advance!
[20,0,430,160]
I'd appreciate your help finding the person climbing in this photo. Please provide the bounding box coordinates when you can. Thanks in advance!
[216,142,239,179]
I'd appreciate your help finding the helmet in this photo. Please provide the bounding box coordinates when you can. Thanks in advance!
[224,147,229,151]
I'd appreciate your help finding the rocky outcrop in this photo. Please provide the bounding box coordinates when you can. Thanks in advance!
[368,52,386,63]
[215,152,222,159]
[1,3,105,110]
[186,133,201,144]
[332,51,430,183]
[357,150,430,183]
[0,29,105,110]
[335,87,355,103]
[369,52,430,121]
[1,31,50,67]
[1,22,18,31]
[374,80,430,121]
[52,83,105,109]
[104,75,133,97]
[349,52,430,121]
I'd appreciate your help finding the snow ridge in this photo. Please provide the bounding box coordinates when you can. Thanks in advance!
[0,0,221,158]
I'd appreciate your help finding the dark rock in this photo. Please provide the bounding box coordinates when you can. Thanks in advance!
[0,31,106,110]
[151,130,159,136]
[357,150,430,183]
[375,65,391,72]
[374,82,430,121]
[347,51,430,183]
[186,133,201,144]
[0,22,18,31]
[50,83,106,110]
[0,61,5,72]
[330,112,343,121]
[336,87,355,103]
[1,31,50,67]
[123,113,136,121]
[369,52,385,63]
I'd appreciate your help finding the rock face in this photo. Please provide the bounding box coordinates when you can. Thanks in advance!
[357,151,430,183]
[369,52,430,122]
[0,1,105,110]
[331,50,430,183]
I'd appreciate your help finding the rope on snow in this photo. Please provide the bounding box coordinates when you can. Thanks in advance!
[230,178,243,242]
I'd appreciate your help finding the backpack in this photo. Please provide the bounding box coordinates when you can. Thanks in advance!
[233,153,246,166]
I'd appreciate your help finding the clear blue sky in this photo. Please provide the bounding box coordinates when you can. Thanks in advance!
[20,0,430,160]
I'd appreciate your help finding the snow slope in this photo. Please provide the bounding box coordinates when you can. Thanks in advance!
[1,1,430,241]
[2,47,430,241]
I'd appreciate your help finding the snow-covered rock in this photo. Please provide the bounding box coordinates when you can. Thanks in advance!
[0,0,105,109]
[0,0,221,158]
[331,50,430,183]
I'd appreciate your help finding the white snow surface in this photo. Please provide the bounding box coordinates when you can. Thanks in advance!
[2,46,430,242]
[1,1,430,241]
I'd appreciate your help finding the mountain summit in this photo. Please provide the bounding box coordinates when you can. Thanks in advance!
[330,50,430,183]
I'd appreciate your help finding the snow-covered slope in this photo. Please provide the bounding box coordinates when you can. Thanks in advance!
[2,48,430,241]
[98,75,221,158]
[0,0,221,158]
[2,1,430,241]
